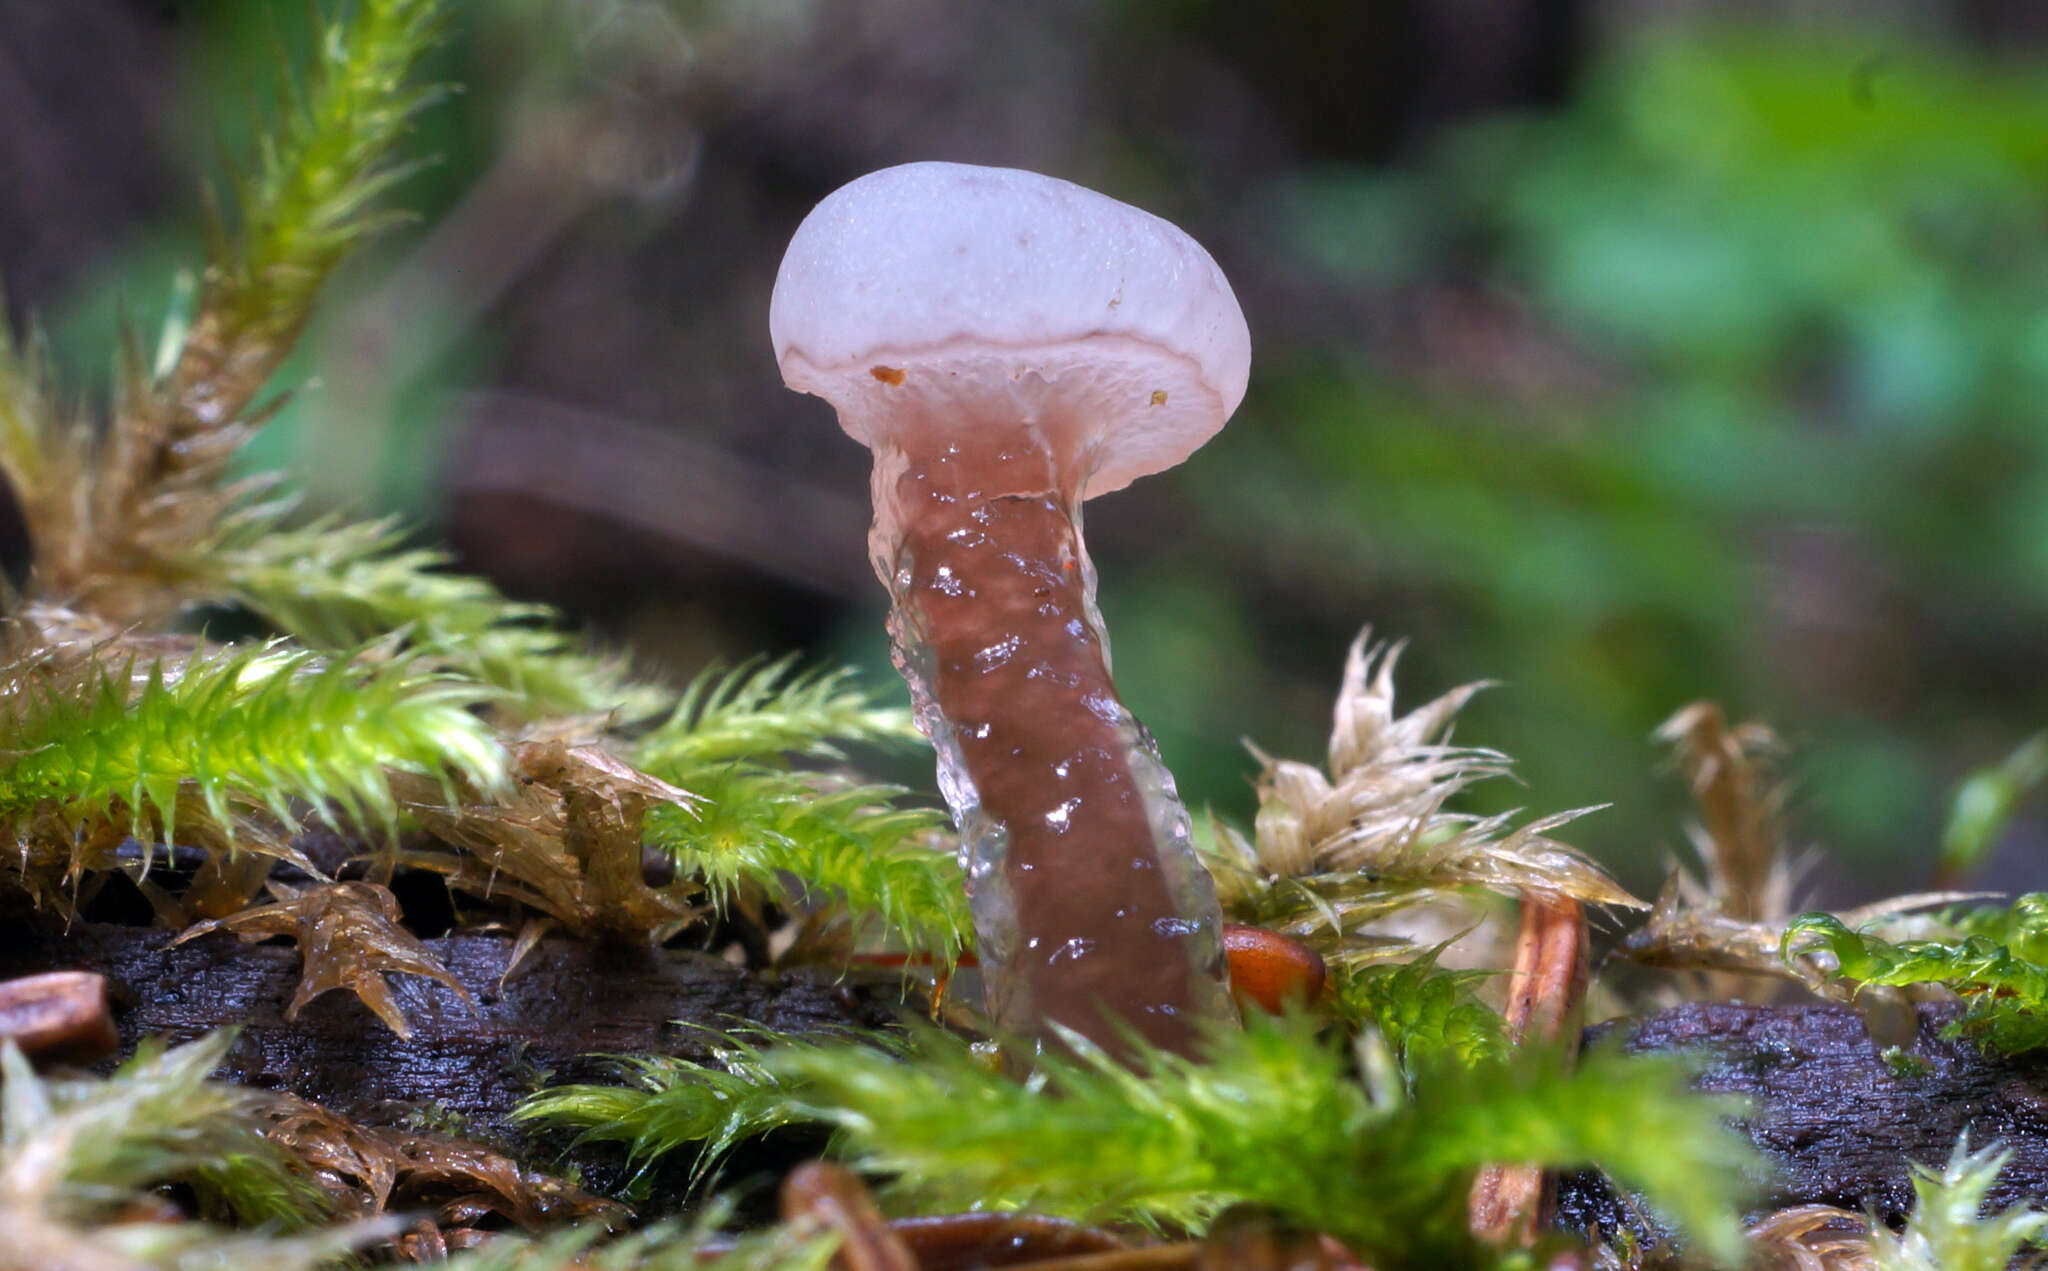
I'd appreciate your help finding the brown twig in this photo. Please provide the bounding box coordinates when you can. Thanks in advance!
[780,1161,918,1271]
[1469,894,1588,1246]
[1014,1245,1197,1271]
[893,1212,1123,1269]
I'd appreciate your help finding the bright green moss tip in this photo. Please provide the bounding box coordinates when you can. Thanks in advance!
[0,644,503,843]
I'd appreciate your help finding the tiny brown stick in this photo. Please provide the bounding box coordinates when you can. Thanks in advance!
[894,1212,1124,1269]
[1195,1206,1372,1270]
[1010,1245,1198,1271]
[700,1207,1132,1269]
[1469,896,1588,1247]
[780,1160,919,1271]
[0,970,117,1061]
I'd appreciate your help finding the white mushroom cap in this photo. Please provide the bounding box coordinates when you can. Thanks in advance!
[770,161,1251,496]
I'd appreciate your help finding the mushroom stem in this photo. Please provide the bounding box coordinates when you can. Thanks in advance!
[870,421,1234,1059]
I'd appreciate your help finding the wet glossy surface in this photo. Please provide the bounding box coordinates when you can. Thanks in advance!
[871,423,1231,1058]
[1221,925,1327,1015]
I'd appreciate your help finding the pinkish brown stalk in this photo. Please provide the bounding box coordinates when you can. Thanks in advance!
[771,163,1250,1058]
[875,424,1214,1054]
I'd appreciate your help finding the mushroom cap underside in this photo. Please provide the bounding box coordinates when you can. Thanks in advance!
[771,162,1250,495]
[777,337,1231,498]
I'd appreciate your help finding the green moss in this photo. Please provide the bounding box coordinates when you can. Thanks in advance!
[0,642,501,844]
[518,1017,1755,1267]
[1786,895,2048,1056]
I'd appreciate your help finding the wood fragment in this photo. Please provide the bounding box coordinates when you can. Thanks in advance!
[780,1161,917,1271]
[892,1213,1124,1269]
[0,970,117,1061]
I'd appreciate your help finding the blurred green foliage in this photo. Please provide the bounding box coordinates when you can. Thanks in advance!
[1941,732,2048,881]
[41,13,2048,895]
[1154,29,2048,889]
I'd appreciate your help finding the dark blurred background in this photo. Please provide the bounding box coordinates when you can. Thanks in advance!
[6,0,2047,900]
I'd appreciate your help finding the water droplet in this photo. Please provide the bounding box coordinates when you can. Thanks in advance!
[1081,693,1120,724]
[1045,798,1080,831]
[975,636,1022,672]
[1049,937,1097,966]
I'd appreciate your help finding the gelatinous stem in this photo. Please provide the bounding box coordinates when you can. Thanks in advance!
[870,422,1233,1059]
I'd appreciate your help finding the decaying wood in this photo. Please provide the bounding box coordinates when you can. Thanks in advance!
[0,970,117,1061]
[0,911,901,1156]
[1555,1000,2048,1238]
[8,909,2048,1234]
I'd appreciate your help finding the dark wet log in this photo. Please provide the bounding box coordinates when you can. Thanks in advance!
[1555,1000,2048,1239]
[0,913,898,1147]
[12,910,2048,1233]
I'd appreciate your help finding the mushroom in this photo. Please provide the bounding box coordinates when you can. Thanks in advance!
[770,161,1251,1058]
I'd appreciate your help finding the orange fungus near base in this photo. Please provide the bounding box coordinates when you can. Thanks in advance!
[1222,925,1328,1014]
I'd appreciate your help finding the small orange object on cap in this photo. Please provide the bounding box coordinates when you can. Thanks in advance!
[1223,924,1327,1014]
